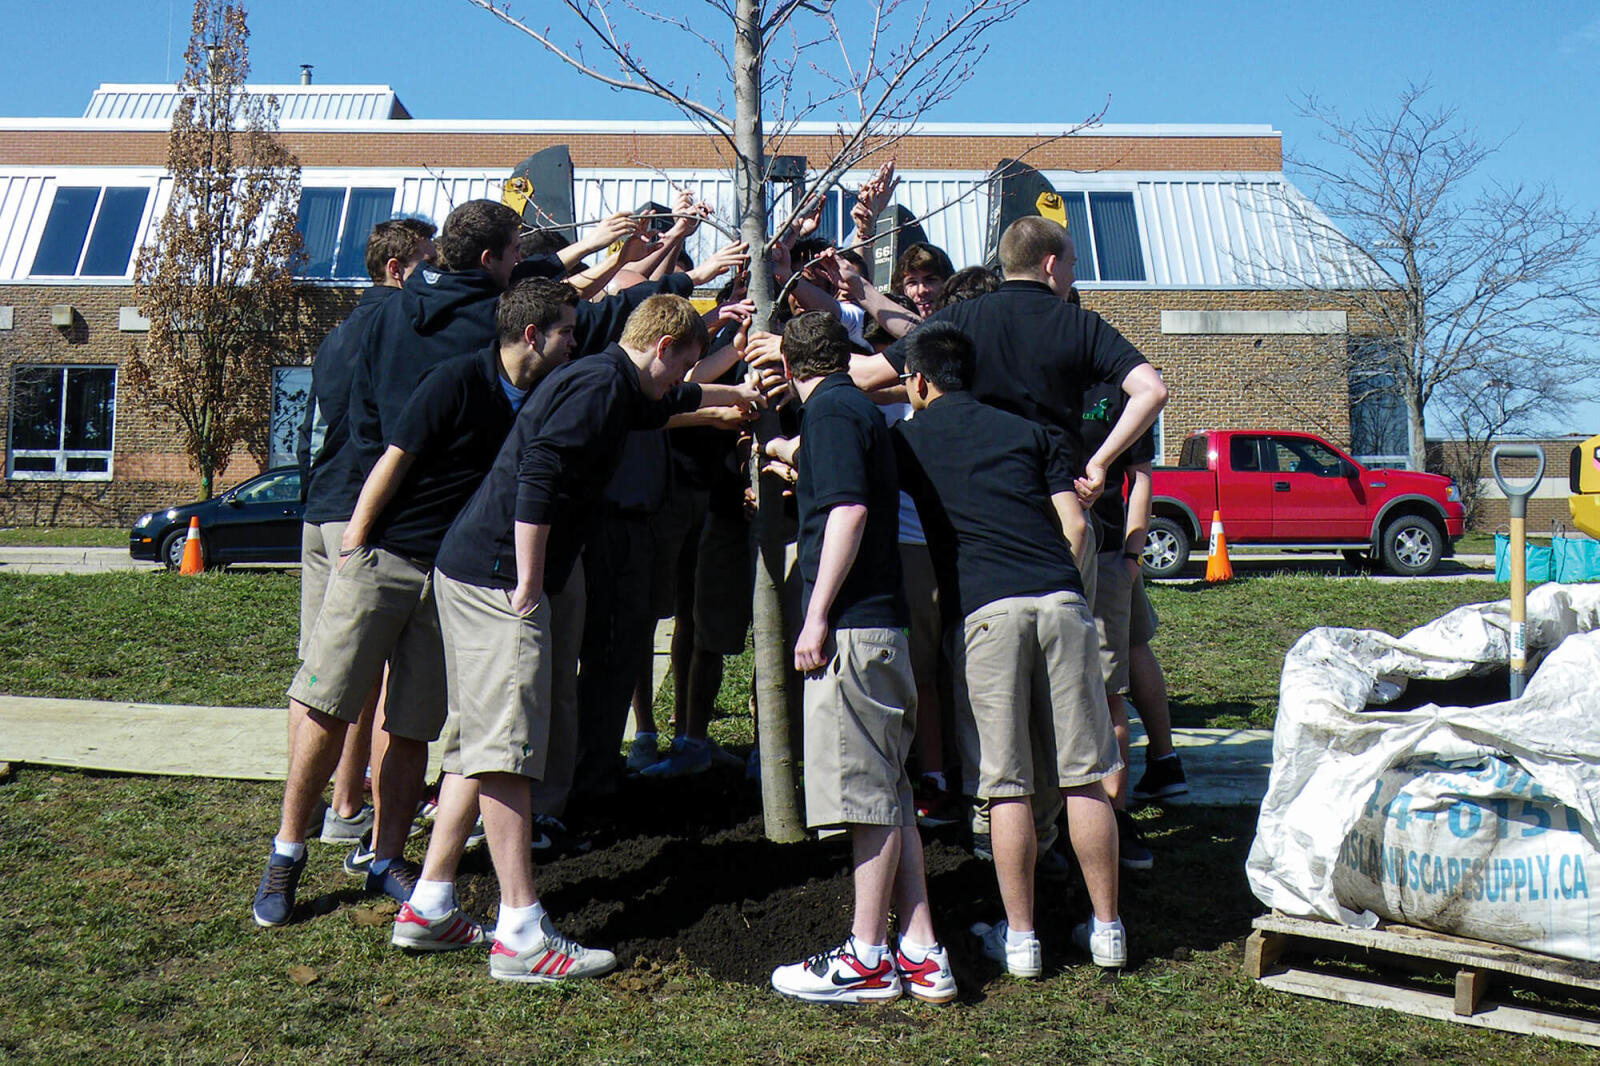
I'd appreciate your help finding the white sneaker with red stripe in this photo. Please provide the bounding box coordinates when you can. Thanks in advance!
[770,940,903,1004]
[390,903,487,952]
[487,915,616,983]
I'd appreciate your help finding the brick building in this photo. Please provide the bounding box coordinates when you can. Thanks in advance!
[0,83,1386,526]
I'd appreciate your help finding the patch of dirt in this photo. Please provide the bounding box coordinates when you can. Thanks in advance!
[445,767,1126,987]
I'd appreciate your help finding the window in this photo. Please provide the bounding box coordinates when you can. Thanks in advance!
[1230,436,1263,472]
[1265,437,1344,478]
[1348,338,1408,466]
[296,188,395,279]
[232,468,301,505]
[30,187,150,277]
[1059,191,1146,283]
[7,366,116,480]
[269,366,311,468]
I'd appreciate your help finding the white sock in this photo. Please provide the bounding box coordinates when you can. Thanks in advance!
[1005,924,1037,947]
[922,770,948,792]
[899,934,939,958]
[272,837,305,861]
[494,901,548,952]
[1091,915,1125,936]
[407,879,456,918]
[849,937,887,966]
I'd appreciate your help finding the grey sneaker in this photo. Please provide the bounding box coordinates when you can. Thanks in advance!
[488,915,616,983]
[1072,920,1128,968]
[391,903,487,952]
[625,732,660,773]
[320,803,374,844]
[971,919,1042,978]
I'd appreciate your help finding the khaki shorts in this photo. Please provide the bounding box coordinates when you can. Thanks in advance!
[297,520,346,660]
[693,509,753,654]
[953,591,1120,797]
[1092,549,1136,694]
[529,560,586,818]
[898,542,940,687]
[1128,569,1158,646]
[287,544,446,742]
[802,627,918,832]
[435,570,552,779]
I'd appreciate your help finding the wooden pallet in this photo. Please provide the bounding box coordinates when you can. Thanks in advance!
[1246,913,1600,1047]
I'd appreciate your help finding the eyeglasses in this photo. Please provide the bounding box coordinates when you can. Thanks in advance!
[898,370,917,381]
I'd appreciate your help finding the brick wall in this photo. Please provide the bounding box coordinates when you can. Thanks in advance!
[1081,289,1353,464]
[0,284,356,525]
[0,129,1282,174]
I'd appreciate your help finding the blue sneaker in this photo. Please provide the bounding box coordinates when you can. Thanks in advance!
[252,851,306,928]
[639,736,712,778]
[343,831,375,877]
[365,858,421,903]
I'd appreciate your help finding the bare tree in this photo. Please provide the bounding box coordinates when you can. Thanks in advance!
[1284,84,1600,472]
[468,0,1029,839]
[127,0,304,499]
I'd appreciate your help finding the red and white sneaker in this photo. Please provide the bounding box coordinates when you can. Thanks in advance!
[770,940,902,1004]
[390,903,486,952]
[894,941,957,1003]
[487,916,616,983]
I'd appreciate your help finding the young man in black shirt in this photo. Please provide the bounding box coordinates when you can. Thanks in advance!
[893,323,1129,971]
[293,217,435,848]
[767,312,953,1006]
[428,295,756,982]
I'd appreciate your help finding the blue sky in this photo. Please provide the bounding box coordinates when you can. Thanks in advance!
[5,0,1600,431]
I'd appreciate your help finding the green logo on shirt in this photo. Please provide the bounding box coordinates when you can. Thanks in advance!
[1083,397,1112,422]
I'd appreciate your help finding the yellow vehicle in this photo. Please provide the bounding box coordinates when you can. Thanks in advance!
[1571,433,1600,539]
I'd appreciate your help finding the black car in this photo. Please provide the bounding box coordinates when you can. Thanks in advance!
[130,466,304,570]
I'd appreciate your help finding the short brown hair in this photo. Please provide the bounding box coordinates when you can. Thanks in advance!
[496,278,580,346]
[619,294,709,355]
[890,242,954,294]
[998,216,1067,278]
[781,310,852,380]
[935,266,1000,309]
[364,217,436,284]
[435,200,521,272]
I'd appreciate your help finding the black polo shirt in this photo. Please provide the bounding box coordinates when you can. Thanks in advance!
[435,345,701,592]
[881,280,1146,470]
[794,372,907,630]
[1079,380,1157,549]
[367,346,519,564]
[892,391,1082,620]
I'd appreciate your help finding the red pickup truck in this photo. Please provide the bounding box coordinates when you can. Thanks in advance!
[1142,430,1466,578]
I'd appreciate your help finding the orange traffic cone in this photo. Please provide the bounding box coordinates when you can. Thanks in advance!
[1204,509,1233,583]
[178,515,205,575]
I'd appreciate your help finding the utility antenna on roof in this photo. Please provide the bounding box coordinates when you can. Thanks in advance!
[300,65,313,85]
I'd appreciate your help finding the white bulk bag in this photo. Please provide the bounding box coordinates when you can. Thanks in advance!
[1246,584,1600,960]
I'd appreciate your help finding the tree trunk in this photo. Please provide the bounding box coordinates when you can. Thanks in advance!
[1406,387,1428,473]
[736,0,804,843]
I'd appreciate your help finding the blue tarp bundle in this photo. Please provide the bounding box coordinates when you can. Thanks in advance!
[1494,533,1600,583]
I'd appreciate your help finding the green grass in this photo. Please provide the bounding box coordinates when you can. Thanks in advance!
[0,570,1584,1063]
[0,525,127,547]
[1148,577,1503,728]
[0,767,1584,1064]
[0,571,301,706]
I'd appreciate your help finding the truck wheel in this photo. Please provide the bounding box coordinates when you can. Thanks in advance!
[1142,516,1191,579]
[1379,515,1443,576]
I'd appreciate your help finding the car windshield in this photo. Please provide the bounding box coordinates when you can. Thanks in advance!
[232,471,300,505]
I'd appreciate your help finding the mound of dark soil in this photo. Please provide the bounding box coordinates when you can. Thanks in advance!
[449,766,1260,986]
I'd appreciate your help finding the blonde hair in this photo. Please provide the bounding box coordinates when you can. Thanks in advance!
[620,294,710,354]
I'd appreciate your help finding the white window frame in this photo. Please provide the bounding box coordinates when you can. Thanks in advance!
[6,364,117,481]
[296,186,397,281]
[28,185,154,280]
[269,365,311,469]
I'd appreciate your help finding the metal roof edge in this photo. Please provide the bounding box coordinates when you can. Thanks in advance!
[0,115,1279,138]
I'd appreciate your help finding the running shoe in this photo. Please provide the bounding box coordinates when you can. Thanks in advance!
[251,851,306,928]
[391,903,487,952]
[771,940,902,1004]
[487,915,616,983]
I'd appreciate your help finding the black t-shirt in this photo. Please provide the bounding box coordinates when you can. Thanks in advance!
[881,280,1146,470]
[892,391,1082,620]
[794,373,907,630]
[435,345,701,591]
[368,346,519,563]
[1079,379,1157,548]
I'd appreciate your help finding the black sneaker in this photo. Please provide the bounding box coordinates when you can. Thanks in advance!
[365,858,421,903]
[1116,809,1154,871]
[1036,845,1075,883]
[530,814,593,860]
[343,831,375,877]
[970,831,994,862]
[252,851,306,928]
[1131,754,1189,802]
